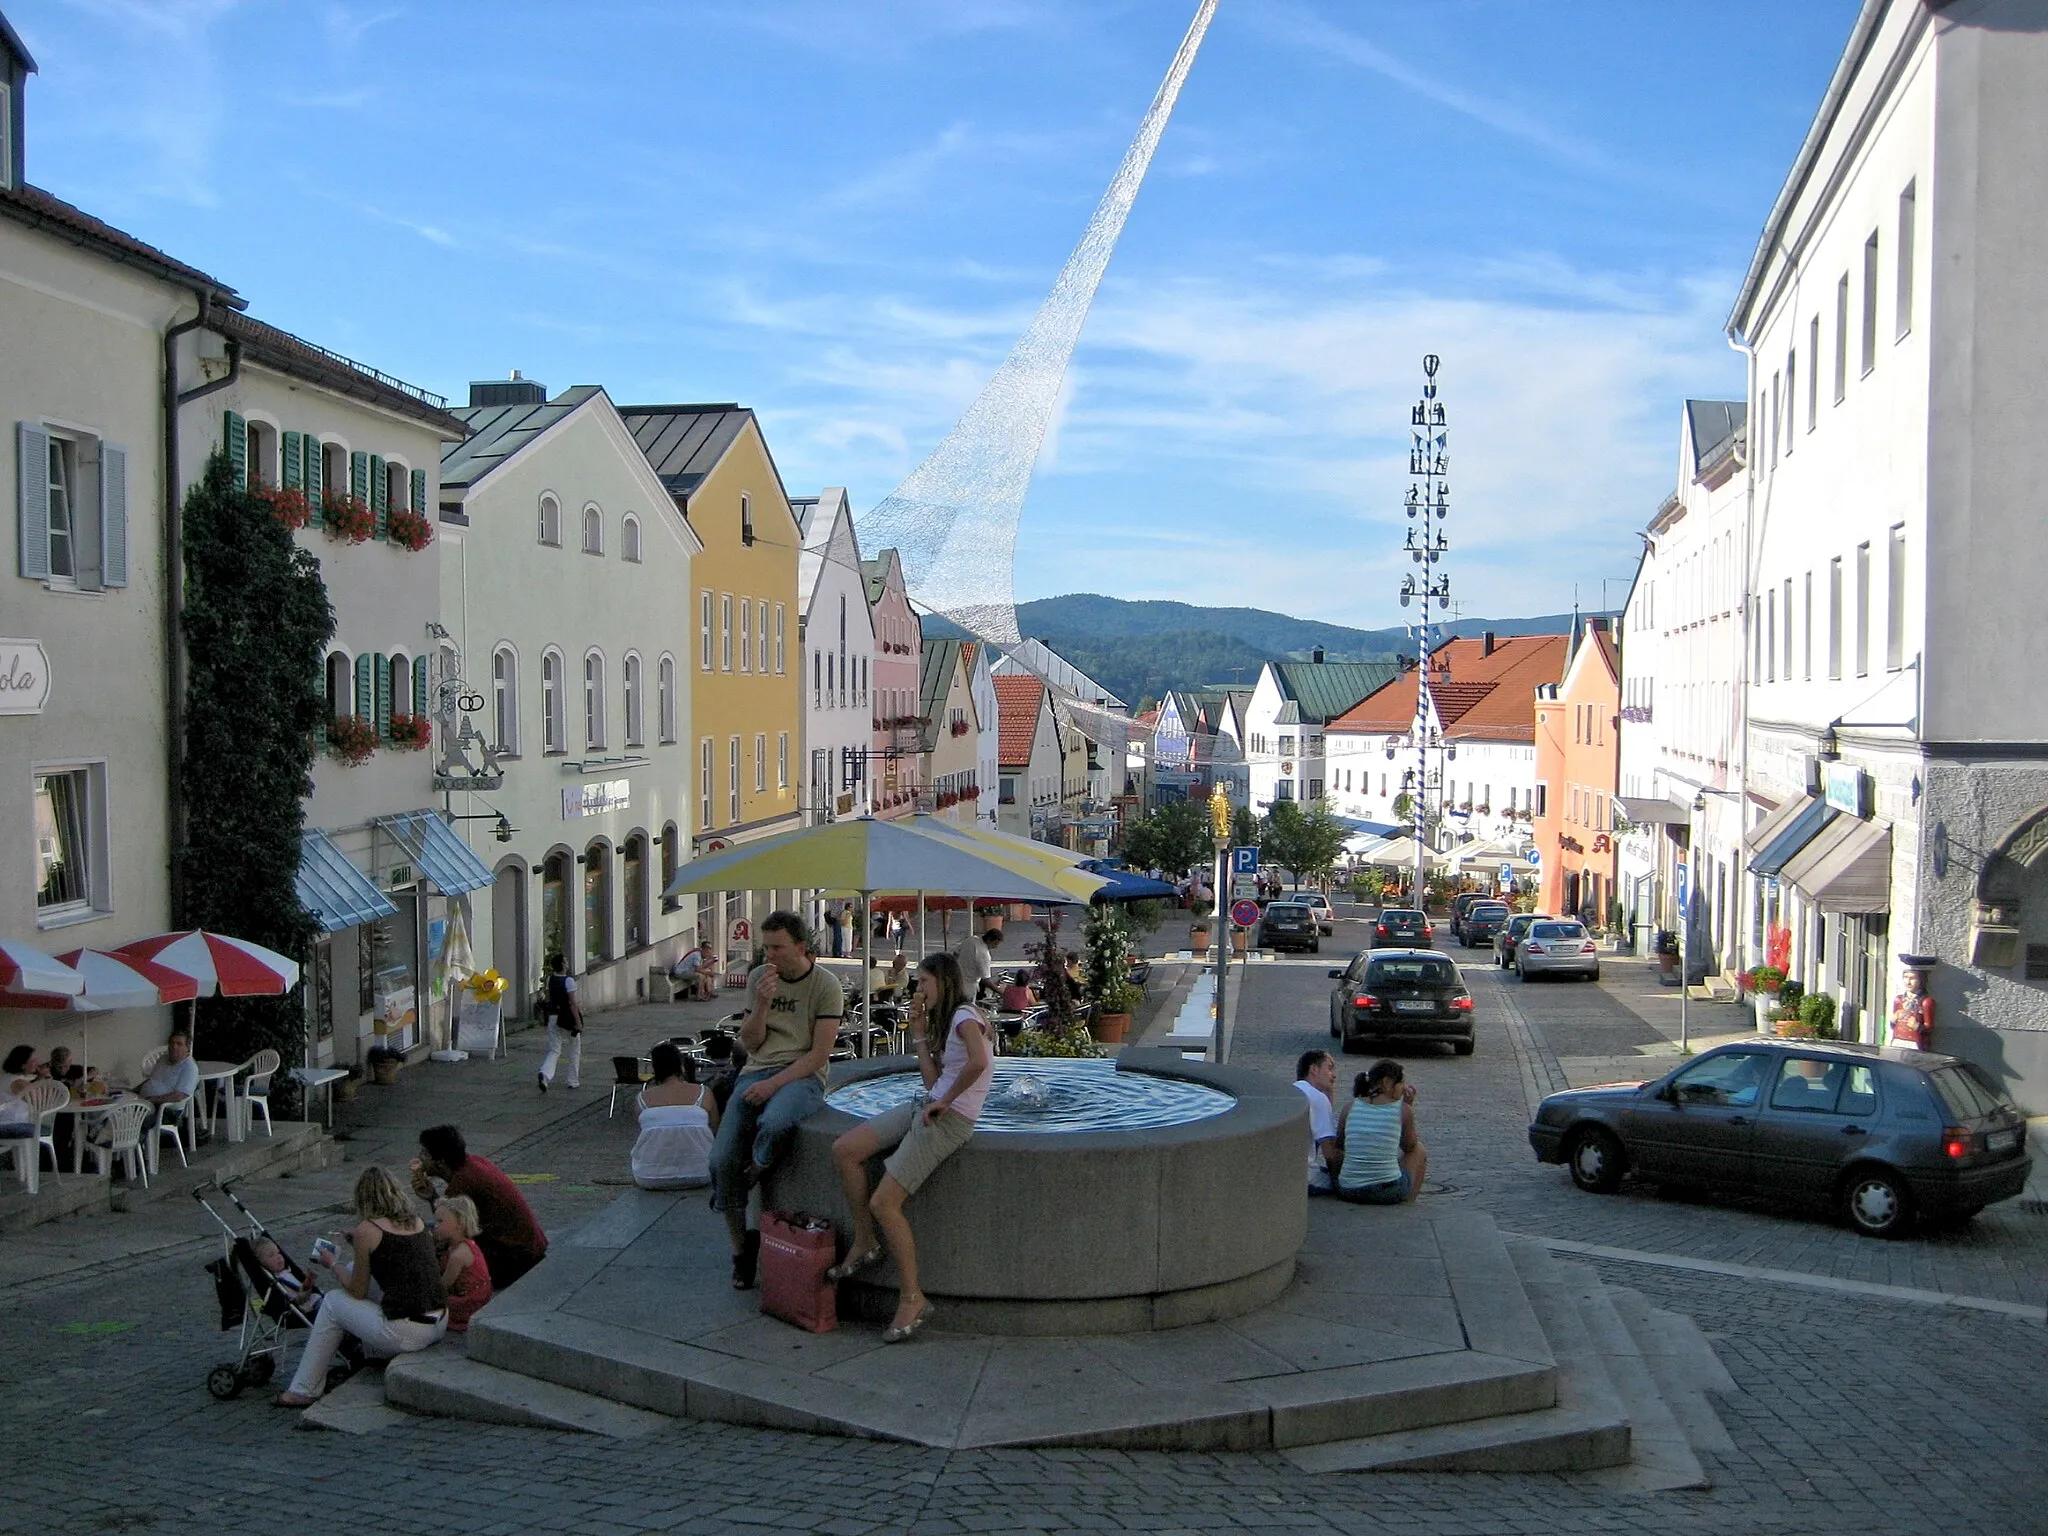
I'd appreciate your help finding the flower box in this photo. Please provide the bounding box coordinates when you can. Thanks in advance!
[254,483,313,531]
[321,491,376,543]
[387,712,434,751]
[326,714,379,765]
[387,507,435,552]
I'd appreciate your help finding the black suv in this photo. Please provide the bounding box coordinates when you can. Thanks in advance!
[1258,902,1320,954]
[1459,901,1510,948]
[1528,1040,2030,1237]
[1373,908,1432,947]
[1328,949,1475,1055]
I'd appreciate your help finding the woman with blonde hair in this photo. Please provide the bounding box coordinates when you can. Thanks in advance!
[432,1194,495,1332]
[274,1166,446,1407]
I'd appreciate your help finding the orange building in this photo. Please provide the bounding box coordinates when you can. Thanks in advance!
[1532,619,1621,924]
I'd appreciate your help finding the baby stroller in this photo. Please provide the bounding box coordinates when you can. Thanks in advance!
[194,1178,349,1400]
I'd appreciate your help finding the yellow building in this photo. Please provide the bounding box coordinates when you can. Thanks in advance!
[621,404,803,970]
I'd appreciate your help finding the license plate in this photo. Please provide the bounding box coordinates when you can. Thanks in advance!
[1393,999,1435,1014]
[1990,1128,2021,1153]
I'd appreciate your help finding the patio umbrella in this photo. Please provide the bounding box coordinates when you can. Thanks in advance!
[0,948,202,1084]
[1076,863,1180,904]
[0,939,84,1000]
[110,931,301,997]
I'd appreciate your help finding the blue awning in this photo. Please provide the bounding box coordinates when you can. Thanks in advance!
[377,811,499,895]
[297,829,398,933]
[1747,795,1838,877]
[1078,862,1181,904]
[1335,816,1402,837]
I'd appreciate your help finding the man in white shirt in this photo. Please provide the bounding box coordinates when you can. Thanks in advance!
[953,926,998,1003]
[1294,1049,1340,1195]
[138,1028,200,1107]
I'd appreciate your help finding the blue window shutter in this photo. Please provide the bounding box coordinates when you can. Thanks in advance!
[224,410,247,489]
[100,443,127,588]
[305,440,324,507]
[413,657,429,715]
[281,431,303,490]
[375,652,392,738]
[410,467,427,520]
[16,421,50,579]
[354,654,373,720]
[369,454,387,538]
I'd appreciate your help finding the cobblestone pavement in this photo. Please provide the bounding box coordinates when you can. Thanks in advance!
[5,913,2048,1534]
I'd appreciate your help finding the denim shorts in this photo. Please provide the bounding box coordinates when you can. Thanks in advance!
[1336,1171,1411,1205]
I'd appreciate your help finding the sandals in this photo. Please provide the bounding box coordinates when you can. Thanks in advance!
[882,1301,934,1344]
[826,1245,883,1283]
[272,1391,319,1409]
[730,1229,761,1290]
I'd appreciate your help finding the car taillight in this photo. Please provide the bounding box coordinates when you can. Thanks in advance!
[1376,924,1388,936]
[1451,995,1473,1011]
[1943,1127,1977,1159]
[1353,994,1377,1008]
[1582,942,1597,954]
[1523,943,1543,954]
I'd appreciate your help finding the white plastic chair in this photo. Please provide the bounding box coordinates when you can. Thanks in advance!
[20,1080,69,1183]
[242,1049,280,1137]
[149,1100,190,1175]
[136,1046,166,1082]
[0,1131,37,1194]
[83,1102,151,1188]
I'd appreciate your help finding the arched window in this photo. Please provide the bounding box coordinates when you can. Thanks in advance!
[389,654,411,726]
[322,442,348,501]
[541,649,565,753]
[583,840,611,963]
[623,653,644,747]
[538,493,561,547]
[660,822,680,913]
[657,655,677,743]
[325,651,350,726]
[583,650,605,750]
[245,420,276,488]
[386,460,408,512]
[622,833,647,952]
[492,645,519,753]
[582,505,603,555]
[622,513,642,563]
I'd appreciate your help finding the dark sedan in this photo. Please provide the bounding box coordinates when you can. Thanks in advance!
[1328,948,1475,1055]
[1494,911,1551,967]
[1373,908,1432,947]
[1458,901,1510,948]
[1257,901,1321,954]
[1528,1040,2030,1237]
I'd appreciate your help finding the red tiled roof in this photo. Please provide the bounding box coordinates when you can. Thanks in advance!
[993,674,1045,766]
[0,182,236,297]
[1327,635,1569,744]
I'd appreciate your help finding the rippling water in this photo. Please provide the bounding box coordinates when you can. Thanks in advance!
[825,1058,1235,1134]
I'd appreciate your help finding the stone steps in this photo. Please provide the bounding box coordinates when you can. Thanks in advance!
[384,1347,672,1438]
[0,1120,334,1234]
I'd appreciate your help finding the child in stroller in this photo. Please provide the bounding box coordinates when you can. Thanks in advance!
[196,1180,357,1401]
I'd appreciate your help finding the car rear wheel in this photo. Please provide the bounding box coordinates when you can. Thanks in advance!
[1589,965,1601,982]
[1452,1039,1475,1057]
[1566,1127,1625,1193]
[1841,1166,1915,1238]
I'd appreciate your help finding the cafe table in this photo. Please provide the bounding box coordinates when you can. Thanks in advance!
[192,1060,247,1145]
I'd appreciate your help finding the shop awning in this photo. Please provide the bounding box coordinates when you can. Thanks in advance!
[298,829,398,933]
[1779,814,1860,891]
[1746,794,1838,877]
[376,811,499,896]
[1798,818,1893,914]
[1620,795,1690,826]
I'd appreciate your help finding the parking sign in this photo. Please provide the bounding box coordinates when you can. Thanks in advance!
[1232,847,1259,876]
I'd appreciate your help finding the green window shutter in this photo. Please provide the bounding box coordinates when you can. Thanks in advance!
[305,439,324,509]
[369,454,387,538]
[374,652,392,738]
[100,443,127,588]
[350,450,369,503]
[16,421,50,579]
[410,467,427,521]
[281,431,303,490]
[224,410,247,489]
[413,657,429,715]
[354,654,373,719]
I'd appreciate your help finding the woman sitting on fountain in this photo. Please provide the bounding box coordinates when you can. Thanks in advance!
[1334,1060,1427,1205]
[827,951,991,1342]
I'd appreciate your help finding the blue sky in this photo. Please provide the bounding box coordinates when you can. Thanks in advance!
[12,0,1857,627]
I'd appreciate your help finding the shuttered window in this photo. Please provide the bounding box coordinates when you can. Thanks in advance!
[414,655,429,715]
[410,467,427,521]
[350,450,370,507]
[224,410,247,489]
[374,652,392,738]
[354,654,374,720]
[16,421,49,579]
[369,453,388,538]
[100,444,127,588]
[15,424,123,588]
[305,437,325,509]
[282,430,304,489]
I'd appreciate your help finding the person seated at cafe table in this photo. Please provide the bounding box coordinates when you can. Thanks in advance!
[3,1044,39,1094]
[0,1056,34,1143]
[135,1028,199,1109]
[41,1046,83,1088]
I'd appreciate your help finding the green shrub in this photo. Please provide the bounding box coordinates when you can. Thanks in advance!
[1799,991,1839,1039]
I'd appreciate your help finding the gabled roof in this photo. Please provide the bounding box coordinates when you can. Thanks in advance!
[862,550,904,607]
[993,674,1047,767]
[992,638,1125,709]
[615,404,753,499]
[1270,661,1402,724]
[218,310,468,437]
[442,385,605,486]
[794,488,860,615]
[1328,635,1569,744]
[919,638,963,750]
[0,181,235,299]
[1684,399,1746,470]
[0,11,35,72]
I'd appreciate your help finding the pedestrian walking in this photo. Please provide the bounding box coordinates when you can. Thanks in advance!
[825,900,846,959]
[537,954,582,1092]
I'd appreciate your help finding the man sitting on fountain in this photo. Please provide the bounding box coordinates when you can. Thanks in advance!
[711,911,844,1289]
[1294,1050,1341,1196]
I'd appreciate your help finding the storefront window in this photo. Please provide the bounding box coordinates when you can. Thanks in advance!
[368,893,420,1052]
[623,836,646,952]
[542,853,569,969]
[309,937,334,1045]
[584,843,611,964]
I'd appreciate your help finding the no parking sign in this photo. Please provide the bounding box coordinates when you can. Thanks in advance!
[1230,899,1261,928]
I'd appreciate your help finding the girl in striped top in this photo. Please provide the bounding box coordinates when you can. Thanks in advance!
[1336,1060,1427,1205]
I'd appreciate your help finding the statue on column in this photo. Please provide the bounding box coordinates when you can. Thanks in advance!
[1890,954,1936,1050]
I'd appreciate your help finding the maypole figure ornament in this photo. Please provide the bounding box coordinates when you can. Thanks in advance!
[1398,355,1451,904]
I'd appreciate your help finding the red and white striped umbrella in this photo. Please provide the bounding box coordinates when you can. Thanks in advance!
[54,948,202,1011]
[110,930,300,997]
[0,939,85,1001]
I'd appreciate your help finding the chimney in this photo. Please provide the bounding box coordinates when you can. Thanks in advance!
[1587,617,1609,634]
[1311,646,1325,664]
[468,368,547,408]
[1482,631,1496,657]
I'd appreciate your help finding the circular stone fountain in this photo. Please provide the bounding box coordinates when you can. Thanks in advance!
[770,1048,1307,1335]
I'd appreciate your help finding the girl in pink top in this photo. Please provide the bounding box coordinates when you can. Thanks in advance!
[432,1195,495,1332]
[827,951,990,1342]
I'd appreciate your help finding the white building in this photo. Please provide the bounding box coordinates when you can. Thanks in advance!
[961,641,999,828]
[1615,401,1749,970]
[993,673,1064,842]
[1240,660,1401,813]
[791,488,874,825]
[1727,0,2048,1097]
[437,379,704,1015]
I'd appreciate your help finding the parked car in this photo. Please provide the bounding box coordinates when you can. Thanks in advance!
[1448,892,1490,942]
[1328,949,1475,1055]
[1373,908,1432,947]
[1514,919,1600,980]
[1495,912,1552,967]
[1527,1040,2030,1237]
[1287,890,1335,934]
[1459,901,1510,948]
[1258,902,1321,954]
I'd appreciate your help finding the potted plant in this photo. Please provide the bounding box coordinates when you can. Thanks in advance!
[386,507,435,552]
[1655,929,1681,981]
[366,1045,404,1085]
[1089,980,1144,1045]
[334,1065,361,1103]
[320,490,376,543]
[1749,965,1786,995]
[387,712,434,751]
[1798,991,1839,1039]
[326,714,379,765]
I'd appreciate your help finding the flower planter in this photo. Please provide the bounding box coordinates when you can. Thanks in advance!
[1656,951,1679,982]
[1189,925,1211,951]
[1088,1012,1130,1045]
[370,1059,400,1086]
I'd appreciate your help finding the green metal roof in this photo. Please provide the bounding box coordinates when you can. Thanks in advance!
[616,404,752,499]
[441,386,603,487]
[1272,661,1404,723]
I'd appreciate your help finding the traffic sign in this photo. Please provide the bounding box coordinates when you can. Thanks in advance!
[1232,847,1259,876]
[1230,899,1262,928]
[1527,848,1541,865]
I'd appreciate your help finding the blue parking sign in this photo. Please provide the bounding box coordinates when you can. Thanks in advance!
[1232,847,1259,876]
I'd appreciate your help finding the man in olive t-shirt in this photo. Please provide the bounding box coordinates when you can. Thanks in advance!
[709,910,843,1288]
